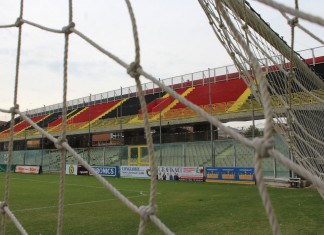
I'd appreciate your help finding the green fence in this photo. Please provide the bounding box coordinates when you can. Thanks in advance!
[0,136,290,177]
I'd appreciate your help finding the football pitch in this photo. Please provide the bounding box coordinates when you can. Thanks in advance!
[0,173,323,235]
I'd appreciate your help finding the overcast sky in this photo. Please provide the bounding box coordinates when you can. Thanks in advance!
[0,0,323,121]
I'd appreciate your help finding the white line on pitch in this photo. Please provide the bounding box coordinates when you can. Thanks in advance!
[11,194,147,213]
[4,176,159,194]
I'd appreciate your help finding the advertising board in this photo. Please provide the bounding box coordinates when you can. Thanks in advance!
[158,166,204,181]
[120,166,151,179]
[65,165,89,175]
[66,164,78,175]
[91,166,118,177]
[206,167,255,184]
[77,165,89,175]
[15,165,41,174]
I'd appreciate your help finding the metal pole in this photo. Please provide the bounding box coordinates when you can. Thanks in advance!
[103,147,106,166]
[120,87,123,138]
[287,71,294,179]
[183,143,186,166]
[159,79,162,166]
[274,158,277,178]
[208,68,215,167]
[233,143,236,167]
[251,94,255,138]
[119,87,123,166]
[41,105,45,167]
[234,140,237,167]
[24,128,26,165]
[23,110,28,165]
[88,94,91,148]
[87,94,91,164]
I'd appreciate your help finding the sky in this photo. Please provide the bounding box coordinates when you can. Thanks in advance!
[0,0,323,122]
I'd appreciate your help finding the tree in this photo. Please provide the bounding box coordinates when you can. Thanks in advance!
[244,125,262,137]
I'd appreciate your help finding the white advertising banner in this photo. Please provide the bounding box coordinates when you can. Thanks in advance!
[120,166,151,179]
[66,164,78,175]
[15,165,41,174]
[158,166,204,181]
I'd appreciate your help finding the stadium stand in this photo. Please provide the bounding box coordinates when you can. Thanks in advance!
[0,49,323,181]
[0,53,323,142]
[0,116,21,133]
[72,101,121,124]
[47,108,85,130]
[0,114,48,135]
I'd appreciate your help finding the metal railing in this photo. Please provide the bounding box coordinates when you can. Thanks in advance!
[24,46,324,118]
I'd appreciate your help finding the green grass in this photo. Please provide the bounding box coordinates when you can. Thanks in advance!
[0,173,323,234]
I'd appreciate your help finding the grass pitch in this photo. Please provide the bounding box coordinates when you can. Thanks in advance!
[0,173,323,235]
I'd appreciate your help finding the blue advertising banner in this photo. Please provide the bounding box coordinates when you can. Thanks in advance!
[206,167,255,184]
[91,166,118,177]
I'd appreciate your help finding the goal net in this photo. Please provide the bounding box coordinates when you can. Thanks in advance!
[0,0,324,235]
[199,1,324,180]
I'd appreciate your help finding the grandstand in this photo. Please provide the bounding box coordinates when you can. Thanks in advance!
[1,1,324,234]
[0,46,323,178]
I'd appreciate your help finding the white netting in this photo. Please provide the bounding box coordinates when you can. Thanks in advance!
[199,0,324,181]
[0,0,324,235]
[198,1,324,232]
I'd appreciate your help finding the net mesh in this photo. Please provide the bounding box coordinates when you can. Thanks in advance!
[199,0,324,183]
[0,0,324,235]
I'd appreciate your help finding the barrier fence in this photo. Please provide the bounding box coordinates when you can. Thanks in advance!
[0,136,289,178]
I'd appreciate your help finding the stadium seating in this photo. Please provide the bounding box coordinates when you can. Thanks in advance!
[0,116,21,133]
[0,114,48,137]
[141,88,189,114]
[70,101,120,124]
[48,108,84,128]
[170,79,247,110]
